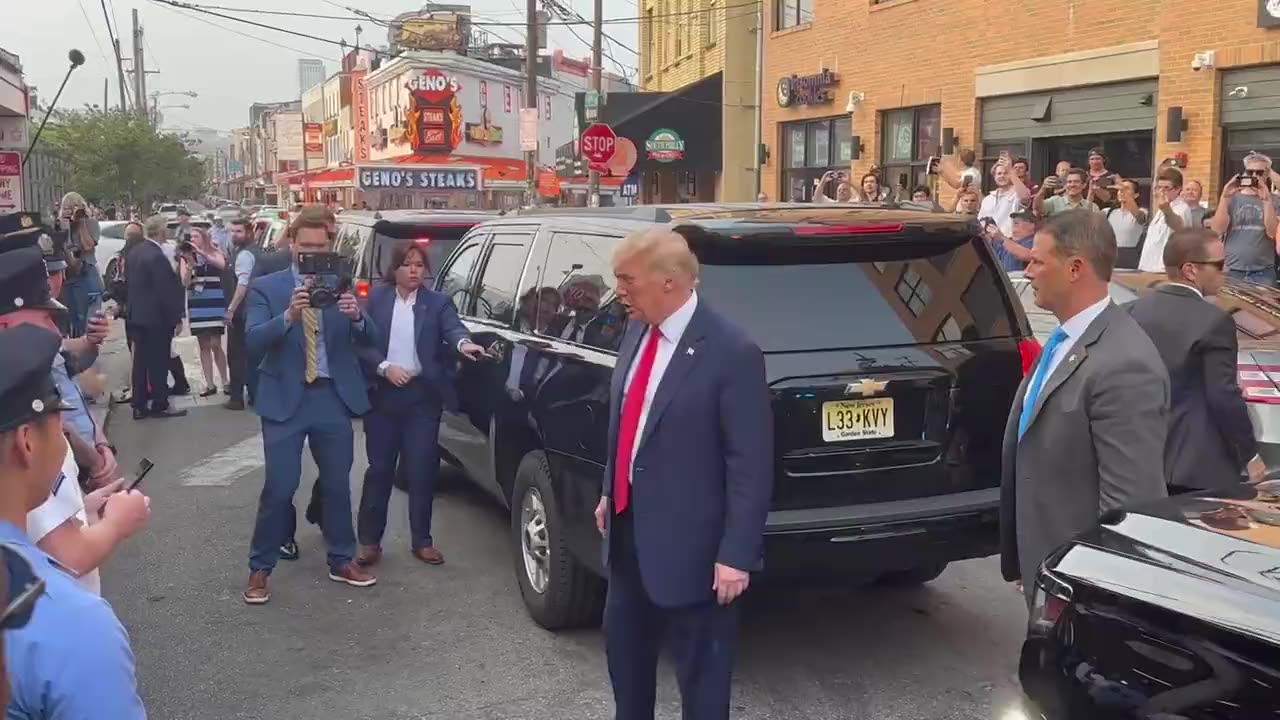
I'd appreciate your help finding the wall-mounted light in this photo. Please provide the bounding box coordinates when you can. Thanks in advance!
[845,91,865,113]
[1228,86,1249,99]
[1166,106,1189,143]
[941,128,958,155]
[849,135,865,160]
[758,143,770,166]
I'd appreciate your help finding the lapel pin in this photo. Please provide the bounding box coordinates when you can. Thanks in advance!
[686,347,695,356]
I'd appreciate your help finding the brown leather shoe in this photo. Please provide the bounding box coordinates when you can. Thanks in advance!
[356,544,382,567]
[412,546,445,565]
[328,561,377,587]
[242,570,270,605]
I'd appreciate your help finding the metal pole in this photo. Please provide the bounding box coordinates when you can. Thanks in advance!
[24,53,84,160]
[132,10,145,119]
[113,39,127,111]
[753,0,763,198]
[588,0,603,207]
[525,0,538,207]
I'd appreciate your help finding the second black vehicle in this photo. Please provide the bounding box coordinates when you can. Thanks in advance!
[431,204,1038,629]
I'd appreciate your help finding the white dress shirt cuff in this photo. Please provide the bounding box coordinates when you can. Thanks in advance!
[377,360,390,376]
[457,337,471,351]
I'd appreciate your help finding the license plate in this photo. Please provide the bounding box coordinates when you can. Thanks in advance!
[821,398,894,442]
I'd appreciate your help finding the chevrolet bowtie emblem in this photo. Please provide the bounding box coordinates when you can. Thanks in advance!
[845,378,888,396]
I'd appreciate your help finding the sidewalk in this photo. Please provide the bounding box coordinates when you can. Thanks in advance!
[93,322,219,434]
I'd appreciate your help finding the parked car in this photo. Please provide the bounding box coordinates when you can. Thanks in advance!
[332,209,495,302]
[431,204,1039,629]
[1009,270,1280,476]
[253,217,287,252]
[97,220,129,279]
[1019,483,1280,719]
[156,203,188,219]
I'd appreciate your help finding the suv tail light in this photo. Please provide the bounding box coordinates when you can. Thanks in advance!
[355,280,370,299]
[1238,363,1280,404]
[1018,338,1042,376]
[1028,567,1073,636]
[792,223,905,236]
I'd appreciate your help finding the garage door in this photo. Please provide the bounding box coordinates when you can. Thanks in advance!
[981,80,1159,142]
[1221,66,1280,126]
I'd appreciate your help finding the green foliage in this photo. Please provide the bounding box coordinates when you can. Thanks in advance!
[42,111,205,206]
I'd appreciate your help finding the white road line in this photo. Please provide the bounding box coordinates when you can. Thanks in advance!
[179,436,265,486]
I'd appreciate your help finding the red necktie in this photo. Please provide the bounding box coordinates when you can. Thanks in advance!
[613,326,662,515]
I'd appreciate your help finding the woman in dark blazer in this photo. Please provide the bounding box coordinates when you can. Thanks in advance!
[355,240,486,567]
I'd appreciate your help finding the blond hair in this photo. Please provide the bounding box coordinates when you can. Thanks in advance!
[612,228,699,282]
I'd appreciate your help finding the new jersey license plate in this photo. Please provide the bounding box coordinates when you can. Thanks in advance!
[820,398,894,442]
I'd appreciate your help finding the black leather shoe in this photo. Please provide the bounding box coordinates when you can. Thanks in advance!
[279,540,299,561]
[170,385,191,396]
[149,407,188,419]
[132,408,148,420]
[224,399,245,411]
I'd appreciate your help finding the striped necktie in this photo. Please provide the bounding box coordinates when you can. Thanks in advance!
[302,307,320,383]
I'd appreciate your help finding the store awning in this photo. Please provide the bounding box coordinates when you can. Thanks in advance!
[382,154,529,187]
[303,167,355,187]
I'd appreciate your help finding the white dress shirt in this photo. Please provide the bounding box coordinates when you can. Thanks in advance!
[1138,198,1194,272]
[1025,295,1111,404]
[622,291,699,480]
[978,187,1021,238]
[380,289,421,376]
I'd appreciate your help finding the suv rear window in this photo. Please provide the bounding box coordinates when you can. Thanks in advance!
[695,236,1015,352]
[370,224,474,281]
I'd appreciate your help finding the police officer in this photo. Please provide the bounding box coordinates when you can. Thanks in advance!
[0,324,147,719]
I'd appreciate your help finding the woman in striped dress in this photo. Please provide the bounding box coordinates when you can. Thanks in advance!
[184,227,230,397]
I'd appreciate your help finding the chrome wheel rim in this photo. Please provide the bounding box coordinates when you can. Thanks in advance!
[520,488,550,594]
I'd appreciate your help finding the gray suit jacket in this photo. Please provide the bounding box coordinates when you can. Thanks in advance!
[999,301,1170,602]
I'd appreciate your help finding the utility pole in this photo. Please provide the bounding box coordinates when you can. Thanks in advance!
[525,0,538,206]
[131,9,147,120]
[113,39,128,112]
[587,0,603,206]
[103,78,108,113]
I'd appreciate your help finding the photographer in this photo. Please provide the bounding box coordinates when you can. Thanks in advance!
[242,206,380,605]
[813,171,855,202]
[56,192,105,338]
[1210,152,1280,284]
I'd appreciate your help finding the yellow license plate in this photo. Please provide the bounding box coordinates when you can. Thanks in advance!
[821,398,894,442]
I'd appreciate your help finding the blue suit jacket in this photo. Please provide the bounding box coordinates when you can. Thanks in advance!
[601,300,775,608]
[245,268,378,423]
[356,283,470,411]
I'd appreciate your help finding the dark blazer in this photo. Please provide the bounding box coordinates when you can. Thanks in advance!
[1127,284,1257,489]
[600,298,774,608]
[251,249,292,279]
[124,240,184,330]
[245,268,377,422]
[356,283,470,411]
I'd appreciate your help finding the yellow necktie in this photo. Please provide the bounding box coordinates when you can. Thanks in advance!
[302,307,320,383]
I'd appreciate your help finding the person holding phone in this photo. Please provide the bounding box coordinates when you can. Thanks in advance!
[1210,152,1280,285]
[354,241,487,569]
[1138,167,1193,273]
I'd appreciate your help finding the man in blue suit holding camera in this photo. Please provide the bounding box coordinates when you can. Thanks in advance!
[242,206,380,605]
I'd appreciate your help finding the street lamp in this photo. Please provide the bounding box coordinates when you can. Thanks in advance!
[24,49,85,160]
[149,91,198,125]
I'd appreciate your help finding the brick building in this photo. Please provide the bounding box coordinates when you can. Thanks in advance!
[763,0,1280,205]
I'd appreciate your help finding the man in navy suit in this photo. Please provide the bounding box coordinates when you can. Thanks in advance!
[241,207,380,605]
[125,216,188,420]
[594,228,774,720]
[355,240,487,568]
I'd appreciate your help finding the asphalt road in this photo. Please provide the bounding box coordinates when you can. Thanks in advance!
[96,332,1031,720]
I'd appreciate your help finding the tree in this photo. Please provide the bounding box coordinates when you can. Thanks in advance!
[42,111,206,208]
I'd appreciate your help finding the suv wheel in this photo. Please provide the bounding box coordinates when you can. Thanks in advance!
[878,561,949,586]
[511,450,604,630]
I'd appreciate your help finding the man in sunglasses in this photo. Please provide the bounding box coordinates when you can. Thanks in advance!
[1128,227,1263,493]
[1210,152,1280,285]
[0,324,146,718]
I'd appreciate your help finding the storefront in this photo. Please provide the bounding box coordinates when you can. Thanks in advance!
[775,68,853,201]
[1219,65,1280,181]
[355,157,527,210]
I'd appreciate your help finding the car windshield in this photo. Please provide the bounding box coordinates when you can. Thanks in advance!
[695,236,1016,352]
[372,224,475,281]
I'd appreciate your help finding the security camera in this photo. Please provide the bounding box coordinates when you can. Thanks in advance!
[1190,50,1215,72]
[1191,55,1204,72]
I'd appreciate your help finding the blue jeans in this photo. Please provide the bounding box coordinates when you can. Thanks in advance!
[1227,267,1277,285]
[60,267,104,337]
[358,401,442,550]
[249,383,357,573]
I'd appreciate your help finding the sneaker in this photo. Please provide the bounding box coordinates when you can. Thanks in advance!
[328,562,377,588]
[279,539,299,561]
[242,570,270,605]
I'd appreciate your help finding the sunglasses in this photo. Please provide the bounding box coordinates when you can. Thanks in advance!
[1191,259,1227,271]
[1245,169,1268,176]
[1,543,45,631]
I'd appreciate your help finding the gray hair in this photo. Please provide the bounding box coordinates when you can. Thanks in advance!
[613,228,700,282]
[1039,209,1118,282]
[1244,151,1273,168]
[143,215,168,241]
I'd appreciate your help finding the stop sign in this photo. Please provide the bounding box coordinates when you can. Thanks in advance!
[580,123,618,165]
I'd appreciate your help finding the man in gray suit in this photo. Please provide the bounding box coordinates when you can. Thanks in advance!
[1000,209,1170,605]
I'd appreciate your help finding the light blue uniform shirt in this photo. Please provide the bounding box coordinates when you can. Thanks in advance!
[49,353,95,444]
[0,521,146,720]
[291,265,330,379]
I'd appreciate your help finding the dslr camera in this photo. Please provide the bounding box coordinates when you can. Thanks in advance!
[297,252,352,309]
[177,230,196,255]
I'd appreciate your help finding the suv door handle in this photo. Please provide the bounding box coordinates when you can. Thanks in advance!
[486,339,505,362]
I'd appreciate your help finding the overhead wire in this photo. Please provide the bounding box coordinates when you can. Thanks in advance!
[148,0,348,60]
[76,0,111,66]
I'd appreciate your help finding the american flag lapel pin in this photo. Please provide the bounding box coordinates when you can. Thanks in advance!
[686,346,695,356]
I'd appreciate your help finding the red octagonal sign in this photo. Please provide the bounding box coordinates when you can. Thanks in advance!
[580,123,618,166]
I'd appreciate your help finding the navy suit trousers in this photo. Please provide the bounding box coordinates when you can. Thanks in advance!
[605,510,739,720]
[358,383,443,550]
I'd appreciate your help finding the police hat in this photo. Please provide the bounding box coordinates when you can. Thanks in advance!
[0,246,66,315]
[0,215,66,273]
[0,325,73,433]
[0,212,43,241]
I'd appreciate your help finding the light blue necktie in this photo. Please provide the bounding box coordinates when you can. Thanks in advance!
[1019,328,1068,440]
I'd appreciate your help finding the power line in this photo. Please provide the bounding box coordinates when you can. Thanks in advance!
[150,0,335,60]
[148,0,398,58]
[76,0,110,65]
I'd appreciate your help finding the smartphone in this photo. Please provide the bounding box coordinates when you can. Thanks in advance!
[125,458,154,491]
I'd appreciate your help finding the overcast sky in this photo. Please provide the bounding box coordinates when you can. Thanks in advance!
[5,0,639,132]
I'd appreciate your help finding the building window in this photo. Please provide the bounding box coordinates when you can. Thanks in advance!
[880,105,940,203]
[676,0,688,58]
[895,265,932,318]
[704,0,719,47]
[780,115,852,201]
[776,0,813,30]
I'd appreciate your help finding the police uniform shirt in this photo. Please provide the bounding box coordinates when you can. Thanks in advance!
[0,521,144,719]
[25,438,100,595]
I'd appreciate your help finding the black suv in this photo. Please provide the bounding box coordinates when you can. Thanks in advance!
[333,209,496,301]
[432,204,1038,629]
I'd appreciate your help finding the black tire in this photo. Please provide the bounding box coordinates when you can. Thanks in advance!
[511,450,605,630]
[878,561,949,587]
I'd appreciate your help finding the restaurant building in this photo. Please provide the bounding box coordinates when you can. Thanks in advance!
[762,0,1280,203]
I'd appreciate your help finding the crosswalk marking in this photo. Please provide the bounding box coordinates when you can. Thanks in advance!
[179,437,265,486]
